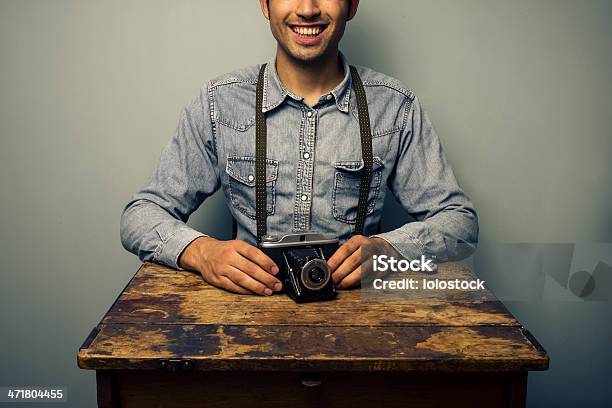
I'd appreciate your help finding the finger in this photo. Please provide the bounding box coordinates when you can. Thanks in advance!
[234,241,279,274]
[332,247,363,285]
[327,236,363,271]
[338,265,363,289]
[234,254,283,291]
[217,275,254,295]
[226,266,273,296]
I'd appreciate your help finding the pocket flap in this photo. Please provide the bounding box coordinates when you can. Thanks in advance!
[333,157,384,173]
[226,156,278,186]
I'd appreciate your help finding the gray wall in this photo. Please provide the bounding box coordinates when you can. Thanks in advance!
[1,0,610,406]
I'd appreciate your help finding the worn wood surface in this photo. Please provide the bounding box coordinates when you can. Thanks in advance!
[78,262,548,372]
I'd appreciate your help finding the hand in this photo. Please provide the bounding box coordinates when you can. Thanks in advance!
[178,236,282,296]
[327,235,394,289]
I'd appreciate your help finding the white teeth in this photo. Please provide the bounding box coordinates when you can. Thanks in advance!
[292,26,323,36]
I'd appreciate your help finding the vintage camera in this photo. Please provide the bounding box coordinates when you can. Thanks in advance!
[259,232,339,303]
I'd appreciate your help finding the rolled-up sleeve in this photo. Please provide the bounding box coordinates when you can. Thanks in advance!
[372,95,479,262]
[120,82,220,269]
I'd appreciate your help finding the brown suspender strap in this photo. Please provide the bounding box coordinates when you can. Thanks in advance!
[255,64,268,243]
[349,65,373,236]
[255,63,372,243]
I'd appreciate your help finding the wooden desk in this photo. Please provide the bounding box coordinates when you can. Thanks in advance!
[78,262,548,407]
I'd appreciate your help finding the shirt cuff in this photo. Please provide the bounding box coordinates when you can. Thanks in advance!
[370,229,424,261]
[155,226,206,270]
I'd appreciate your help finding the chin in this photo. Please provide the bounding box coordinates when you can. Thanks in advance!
[293,53,324,63]
[286,47,328,63]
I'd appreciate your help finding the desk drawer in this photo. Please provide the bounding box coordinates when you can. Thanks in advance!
[98,370,527,408]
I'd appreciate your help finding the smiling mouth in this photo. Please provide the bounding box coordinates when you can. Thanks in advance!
[289,24,328,37]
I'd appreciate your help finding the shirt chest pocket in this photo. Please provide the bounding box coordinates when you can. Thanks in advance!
[226,156,278,220]
[332,157,385,224]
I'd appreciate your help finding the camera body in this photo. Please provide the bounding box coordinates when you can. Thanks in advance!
[259,232,339,303]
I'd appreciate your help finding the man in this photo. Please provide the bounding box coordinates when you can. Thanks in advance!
[120,0,478,296]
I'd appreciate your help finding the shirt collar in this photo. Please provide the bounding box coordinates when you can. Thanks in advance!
[262,51,352,114]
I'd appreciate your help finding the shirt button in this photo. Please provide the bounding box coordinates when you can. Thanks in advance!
[301,194,308,201]
[307,111,313,118]
[326,94,333,100]
[247,174,254,182]
[303,152,310,159]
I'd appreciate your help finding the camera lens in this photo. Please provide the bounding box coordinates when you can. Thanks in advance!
[283,248,331,291]
[309,267,325,284]
[300,259,331,291]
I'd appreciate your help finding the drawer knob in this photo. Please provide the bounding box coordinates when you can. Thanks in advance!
[301,374,322,387]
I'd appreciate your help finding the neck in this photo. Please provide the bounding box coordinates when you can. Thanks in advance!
[274,47,345,106]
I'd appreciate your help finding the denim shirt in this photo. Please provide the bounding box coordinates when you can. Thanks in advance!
[120,53,478,270]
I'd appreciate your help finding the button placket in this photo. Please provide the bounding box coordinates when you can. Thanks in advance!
[294,108,317,230]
